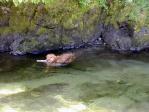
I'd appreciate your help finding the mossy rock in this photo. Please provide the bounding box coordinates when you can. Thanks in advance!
[133,27,149,46]
[10,34,60,55]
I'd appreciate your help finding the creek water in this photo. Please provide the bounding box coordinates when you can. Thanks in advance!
[0,48,149,112]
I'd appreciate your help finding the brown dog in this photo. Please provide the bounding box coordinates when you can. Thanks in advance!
[46,52,76,66]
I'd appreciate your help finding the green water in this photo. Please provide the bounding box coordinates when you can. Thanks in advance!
[0,48,149,112]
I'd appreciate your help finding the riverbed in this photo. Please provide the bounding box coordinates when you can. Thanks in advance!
[0,48,149,112]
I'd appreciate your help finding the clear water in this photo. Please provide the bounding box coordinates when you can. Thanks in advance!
[0,48,149,112]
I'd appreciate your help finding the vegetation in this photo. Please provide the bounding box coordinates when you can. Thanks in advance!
[0,0,149,32]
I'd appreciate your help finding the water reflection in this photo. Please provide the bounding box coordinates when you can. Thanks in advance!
[0,49,149,112]
[0,84,25,97]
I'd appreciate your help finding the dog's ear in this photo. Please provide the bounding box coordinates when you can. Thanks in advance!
[46,54,56,58]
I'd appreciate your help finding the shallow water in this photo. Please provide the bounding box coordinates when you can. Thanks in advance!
[0,48,149,112]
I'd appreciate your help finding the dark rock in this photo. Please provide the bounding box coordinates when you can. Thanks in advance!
[1,24,149,55]
[133,27,149,51]
[9,34,60,55]
[102,23,133,51]
[1,23,149,55]
[0,34,20,52]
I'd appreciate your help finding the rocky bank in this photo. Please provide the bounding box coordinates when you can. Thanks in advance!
[0,1,149,55]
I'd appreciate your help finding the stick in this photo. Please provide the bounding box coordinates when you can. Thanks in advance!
[36,60,47,63]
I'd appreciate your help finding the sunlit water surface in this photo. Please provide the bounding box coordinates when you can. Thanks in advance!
[0,48,149,112]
